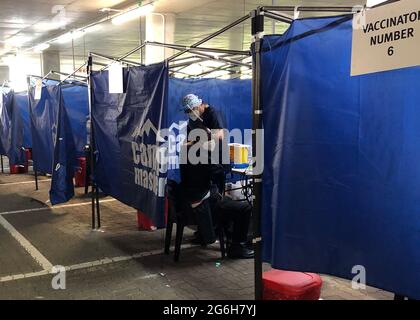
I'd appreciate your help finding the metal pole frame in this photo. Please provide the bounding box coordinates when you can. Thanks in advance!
[26,76,39,191]
[251,7,264,301]
[167,14,251,62]
[51,70,87,81]
[264,11,294,24]
[87,54,101,230]
[29,74,83,87]
[90,52,142,68]
[58,63,88,85]
[261,5,357,13]
[97,44,146,72]
[146,41,250,57]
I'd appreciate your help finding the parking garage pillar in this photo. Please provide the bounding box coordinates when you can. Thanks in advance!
[145,13,175,65]
[41,50,60,80]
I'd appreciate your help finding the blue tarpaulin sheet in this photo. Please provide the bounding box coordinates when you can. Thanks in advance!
[13,92,32,149]
[61,85,89,156]
[261,15,420,299]
[0,89,27,165]
[50,86,77,205]
[9,92,26,165]
[92,62,168,227]
[0,89,13,157]
[167,78,252,182]
[29,86,59,174]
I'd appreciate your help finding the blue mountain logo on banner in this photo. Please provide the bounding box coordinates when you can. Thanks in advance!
[165,121,187,171]
[131,118,167,198]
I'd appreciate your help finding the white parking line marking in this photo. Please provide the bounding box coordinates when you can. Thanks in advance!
[0,179,51,186]
[0,244,198,283]
[0,215,53,270]
[0,199,117,216]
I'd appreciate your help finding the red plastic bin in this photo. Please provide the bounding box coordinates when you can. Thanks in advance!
[23,149,31,172]
[10,165,27,174]
[137,211,157,231]
[75,157,87,187]
[263,269,322,300]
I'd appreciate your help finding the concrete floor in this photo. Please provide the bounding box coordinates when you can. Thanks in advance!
[0,160,394,300]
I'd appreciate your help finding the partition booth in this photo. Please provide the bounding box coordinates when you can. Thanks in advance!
[0,86,32,173]
[1,1,420,300]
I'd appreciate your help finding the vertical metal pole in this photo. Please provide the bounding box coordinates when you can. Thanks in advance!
[27,76,39,191]
[1,155,3,173]
[251,8,264,301]
[87,54,96,230]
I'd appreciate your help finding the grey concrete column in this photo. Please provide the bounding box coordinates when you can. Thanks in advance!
[41,50,60,79]
[145,13,175,65]
[0,66,9,84]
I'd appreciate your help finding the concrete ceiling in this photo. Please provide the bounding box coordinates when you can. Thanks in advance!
[0,0,367,70]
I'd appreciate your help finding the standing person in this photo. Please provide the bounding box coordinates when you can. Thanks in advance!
[179,94,253,258]
[182,94,229,193]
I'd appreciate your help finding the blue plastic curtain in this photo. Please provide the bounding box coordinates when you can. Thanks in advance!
[50,86,77,205]
[261,15,420,299]
[167,78,252,182]
[92,62,168,227]
[29,86,59,174]
[0,89,13,157]
[13,92,32,149]
[61,85,89,156]
[0,90,30,165]
[9,92,26,165]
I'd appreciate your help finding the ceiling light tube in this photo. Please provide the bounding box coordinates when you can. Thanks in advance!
[34,43,50,52]
[84,24,102,33]
[111,3,154,25]
[56,30,84,44]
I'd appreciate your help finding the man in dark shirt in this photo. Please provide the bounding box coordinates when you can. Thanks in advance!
[179,94,253,259]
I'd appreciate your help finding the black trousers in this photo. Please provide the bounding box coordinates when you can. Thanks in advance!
[190,192,252,245]
[190,199,216,245]
[213,198,251,244]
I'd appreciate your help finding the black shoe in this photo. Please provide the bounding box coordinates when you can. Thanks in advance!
[191,236,206,246]
[227,243,254,259]
[191,234,216,246]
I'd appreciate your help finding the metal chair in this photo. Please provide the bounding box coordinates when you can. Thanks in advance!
[164,180,226,262]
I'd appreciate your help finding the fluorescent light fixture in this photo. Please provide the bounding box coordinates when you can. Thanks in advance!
[8,18,25,24]
[112,3,154,25]
[100,8,121,13]
[84,24,102,33]
[2,55,16,65]
[56,30,84,44]
[5,35,32,47]
[34,21,67,31]
[34,43,50,53]
[366,0,387,7]
[182,64,204,76]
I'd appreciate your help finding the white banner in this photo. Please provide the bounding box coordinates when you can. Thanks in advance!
[351,0,420,76]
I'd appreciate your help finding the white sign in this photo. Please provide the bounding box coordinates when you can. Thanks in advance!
[351,0,420,76]
[108,62,123,93]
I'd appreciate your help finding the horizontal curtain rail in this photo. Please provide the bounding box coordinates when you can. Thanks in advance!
[262,6,357,13]
[146,41,250,56]
[50,70,87,80]
[58,63,87,85]
[264,11,294,24]
[90,52,142,67]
